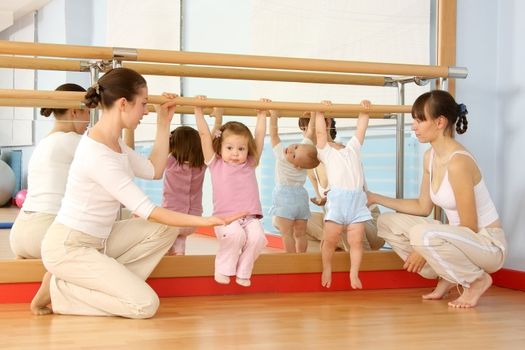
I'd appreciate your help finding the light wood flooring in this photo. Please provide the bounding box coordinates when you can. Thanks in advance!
[1,287,524,349]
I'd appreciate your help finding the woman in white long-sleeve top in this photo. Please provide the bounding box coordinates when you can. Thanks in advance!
[31,68,244,318]
[10,83,89,259]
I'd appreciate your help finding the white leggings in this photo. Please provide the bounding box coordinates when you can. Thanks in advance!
[378,212,507,287]
[41,219,178,318]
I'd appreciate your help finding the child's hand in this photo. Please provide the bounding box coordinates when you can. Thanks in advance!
[210,107,224,119]
[256,98,272,117]
[269,110,279,119]
[194,95,207,116]
[310,197,326,206]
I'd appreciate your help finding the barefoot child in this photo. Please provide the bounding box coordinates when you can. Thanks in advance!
[268,110,319,252]
[316,100,373,289]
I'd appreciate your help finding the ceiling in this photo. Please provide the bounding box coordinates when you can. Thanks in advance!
[0,0,50,32]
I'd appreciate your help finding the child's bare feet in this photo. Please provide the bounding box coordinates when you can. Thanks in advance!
[30,271,53,315]
[422,278,456,300]
[321,268,332,288]
[448,272,492,308]
[350,273,362,289]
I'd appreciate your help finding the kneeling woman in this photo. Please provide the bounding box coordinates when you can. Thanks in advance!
[32,68,243,318]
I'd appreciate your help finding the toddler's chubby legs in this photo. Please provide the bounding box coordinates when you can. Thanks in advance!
[321,221,344,288]
[166,227,195,256]
[273,217,308,253]
[346,223,365,289]
[214,217,267,286]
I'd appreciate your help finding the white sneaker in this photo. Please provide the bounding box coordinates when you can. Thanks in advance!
[214,272,230,285]
[235,278,251,287]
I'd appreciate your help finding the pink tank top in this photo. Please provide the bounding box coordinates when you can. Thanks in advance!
[429,149,499,228]
[162,155,205,215]
[208,155,262,218]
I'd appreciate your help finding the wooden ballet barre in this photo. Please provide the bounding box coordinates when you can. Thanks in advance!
[0,89,412,115]
[0,98,391,119]
[0,40,468,78]
[0,55,389,86]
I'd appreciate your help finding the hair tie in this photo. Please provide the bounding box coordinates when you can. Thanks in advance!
[93,83,101,95]
[458,103,468,115]
[213,130,222,139]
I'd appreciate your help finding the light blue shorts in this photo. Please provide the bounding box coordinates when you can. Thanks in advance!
[268,185,311,221]
[325,188,372,225]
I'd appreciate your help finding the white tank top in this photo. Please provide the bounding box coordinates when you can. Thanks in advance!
[429,149,499,228]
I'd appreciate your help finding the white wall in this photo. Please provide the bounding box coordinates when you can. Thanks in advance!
[456,0,525,271]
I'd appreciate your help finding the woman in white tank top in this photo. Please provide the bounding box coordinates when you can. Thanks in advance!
[368,90,506,308]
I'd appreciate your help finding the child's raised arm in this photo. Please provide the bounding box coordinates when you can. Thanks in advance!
[355,100,371,145]
[210,107,223,136]
[303,111,316,142]
[316,101,332,149]
[194,95,215,163]
[254,98,270,163]
[269,110,281,147]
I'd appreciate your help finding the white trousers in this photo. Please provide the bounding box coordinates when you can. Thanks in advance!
[41,219,178,318]
[378,212,507,287]
[10,210,56,258]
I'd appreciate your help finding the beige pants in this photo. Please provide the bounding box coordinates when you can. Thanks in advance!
[378,212,507,286]
[41,219,178,319]
[10,211,56,259]
[305,205,384,251]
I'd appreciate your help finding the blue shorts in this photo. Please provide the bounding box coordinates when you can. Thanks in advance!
[269,185,310,221]
[325,188,372,225]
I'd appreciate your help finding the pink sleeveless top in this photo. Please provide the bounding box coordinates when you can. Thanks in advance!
[207,155,262,218]
[162,155,205,215]
[429,149,499,228]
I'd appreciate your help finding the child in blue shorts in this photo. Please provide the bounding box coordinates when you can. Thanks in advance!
[269,110,320,252]
[316,100,372,289]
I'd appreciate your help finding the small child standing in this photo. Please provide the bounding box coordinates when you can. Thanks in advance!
[316,100,373,289]
[268,110,319,252]
[162,125,206,255]
[195,96,269,287]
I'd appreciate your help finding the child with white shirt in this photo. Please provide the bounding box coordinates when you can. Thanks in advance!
[268,110,319,252]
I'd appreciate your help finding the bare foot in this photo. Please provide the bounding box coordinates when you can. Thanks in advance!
[422,278,456,300]
[321,268,332,288]
[448,273,492,308]
[350,273,362,289]
[30,271,53,315]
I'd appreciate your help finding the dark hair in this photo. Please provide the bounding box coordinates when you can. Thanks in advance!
[212,121,259,165]
[170,126,204,168]
[298,116,337,140]
[40,83,86,118]
[84,67,147,109]
[411,90,468,136]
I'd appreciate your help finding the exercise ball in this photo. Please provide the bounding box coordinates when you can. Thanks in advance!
[0,160,16,206]
[15,189,28,208]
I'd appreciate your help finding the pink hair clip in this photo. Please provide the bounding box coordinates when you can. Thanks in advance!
[214,130,222,139]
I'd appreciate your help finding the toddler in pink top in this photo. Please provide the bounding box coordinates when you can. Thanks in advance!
[195,96,269,287]
[162,126,206,255]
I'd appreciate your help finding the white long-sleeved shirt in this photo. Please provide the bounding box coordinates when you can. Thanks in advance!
[56,134,156,239]
[23,132,81,215]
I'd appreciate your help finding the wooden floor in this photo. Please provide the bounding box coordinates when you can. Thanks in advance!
[1,287,524,349]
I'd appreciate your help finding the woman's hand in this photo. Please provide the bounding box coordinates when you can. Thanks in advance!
[310,197,326,206]
[207,212,249,226]
[403,251,427,273]
[154,92,179,126]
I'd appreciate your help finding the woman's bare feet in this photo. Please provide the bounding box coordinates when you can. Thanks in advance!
[448,272,492,308]
[350,272,362,289]
[30,271,53,315]
[422,278,456,300]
